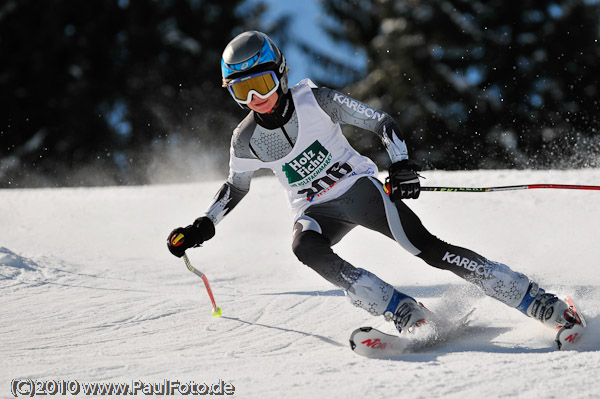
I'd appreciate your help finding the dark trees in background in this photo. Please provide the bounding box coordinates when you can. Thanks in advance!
[2,0,600,188]
[0,0,264,187]
[318,0,600,169]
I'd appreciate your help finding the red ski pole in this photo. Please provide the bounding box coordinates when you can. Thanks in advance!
[182,252,222,317]
[384,182,600,194]
[420,184,600,193]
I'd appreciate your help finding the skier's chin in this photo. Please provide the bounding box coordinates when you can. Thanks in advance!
[252,102,271,113]
[249,93,278,113]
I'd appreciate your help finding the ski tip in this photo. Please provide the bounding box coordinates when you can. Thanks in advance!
[564,295,587,327]
[349,326,413,358]
[349,327,373,351]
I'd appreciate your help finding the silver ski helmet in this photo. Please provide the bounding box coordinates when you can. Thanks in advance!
[221,31,288,104]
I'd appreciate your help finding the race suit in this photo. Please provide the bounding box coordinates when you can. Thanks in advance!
[202,79,532,316]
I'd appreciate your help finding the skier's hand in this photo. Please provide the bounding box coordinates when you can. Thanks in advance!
[386,159,422,200]
[167,217,215,257]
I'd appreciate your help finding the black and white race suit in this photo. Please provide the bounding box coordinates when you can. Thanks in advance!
[203,79,532,317]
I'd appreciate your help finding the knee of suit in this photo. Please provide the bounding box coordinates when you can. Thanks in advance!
[292,230,331,266]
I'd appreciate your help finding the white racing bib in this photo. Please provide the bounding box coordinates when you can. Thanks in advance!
[229,79,378,219]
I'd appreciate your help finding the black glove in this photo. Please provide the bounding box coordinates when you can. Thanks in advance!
[386,159,422,201]
[167,217,215,257]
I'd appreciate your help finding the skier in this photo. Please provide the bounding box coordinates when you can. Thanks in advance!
[167,31,581,335]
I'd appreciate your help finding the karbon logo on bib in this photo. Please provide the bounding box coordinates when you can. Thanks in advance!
[282,140,332,187]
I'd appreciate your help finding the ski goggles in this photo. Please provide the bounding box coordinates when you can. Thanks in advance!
[226,70,280,104]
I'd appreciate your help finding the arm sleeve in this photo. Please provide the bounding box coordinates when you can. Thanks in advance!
[313,87,409,163]
[204,176,252,226]
[204,116,259,226]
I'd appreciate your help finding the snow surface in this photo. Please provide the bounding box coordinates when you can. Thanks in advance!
[1,169,599,399]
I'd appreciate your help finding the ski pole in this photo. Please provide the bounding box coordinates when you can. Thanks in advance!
[420,184,600,193]
[182,252,223,317]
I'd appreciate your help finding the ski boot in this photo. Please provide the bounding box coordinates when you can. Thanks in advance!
[518,283,581,330]
[384,293,429,334]
[517,282,587,349]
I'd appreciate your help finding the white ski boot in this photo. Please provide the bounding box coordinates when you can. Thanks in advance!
[384,297,429,334]
[520,284,582,330]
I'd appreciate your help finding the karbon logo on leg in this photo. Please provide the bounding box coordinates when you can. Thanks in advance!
[282,140,332,186]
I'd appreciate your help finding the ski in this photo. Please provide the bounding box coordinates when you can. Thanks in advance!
[349,308,475,358]
[555,295,587,350]
[350,327,411,357]
[349,296,588,357]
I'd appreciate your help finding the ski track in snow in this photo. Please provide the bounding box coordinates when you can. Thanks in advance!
[1,170,599,399]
